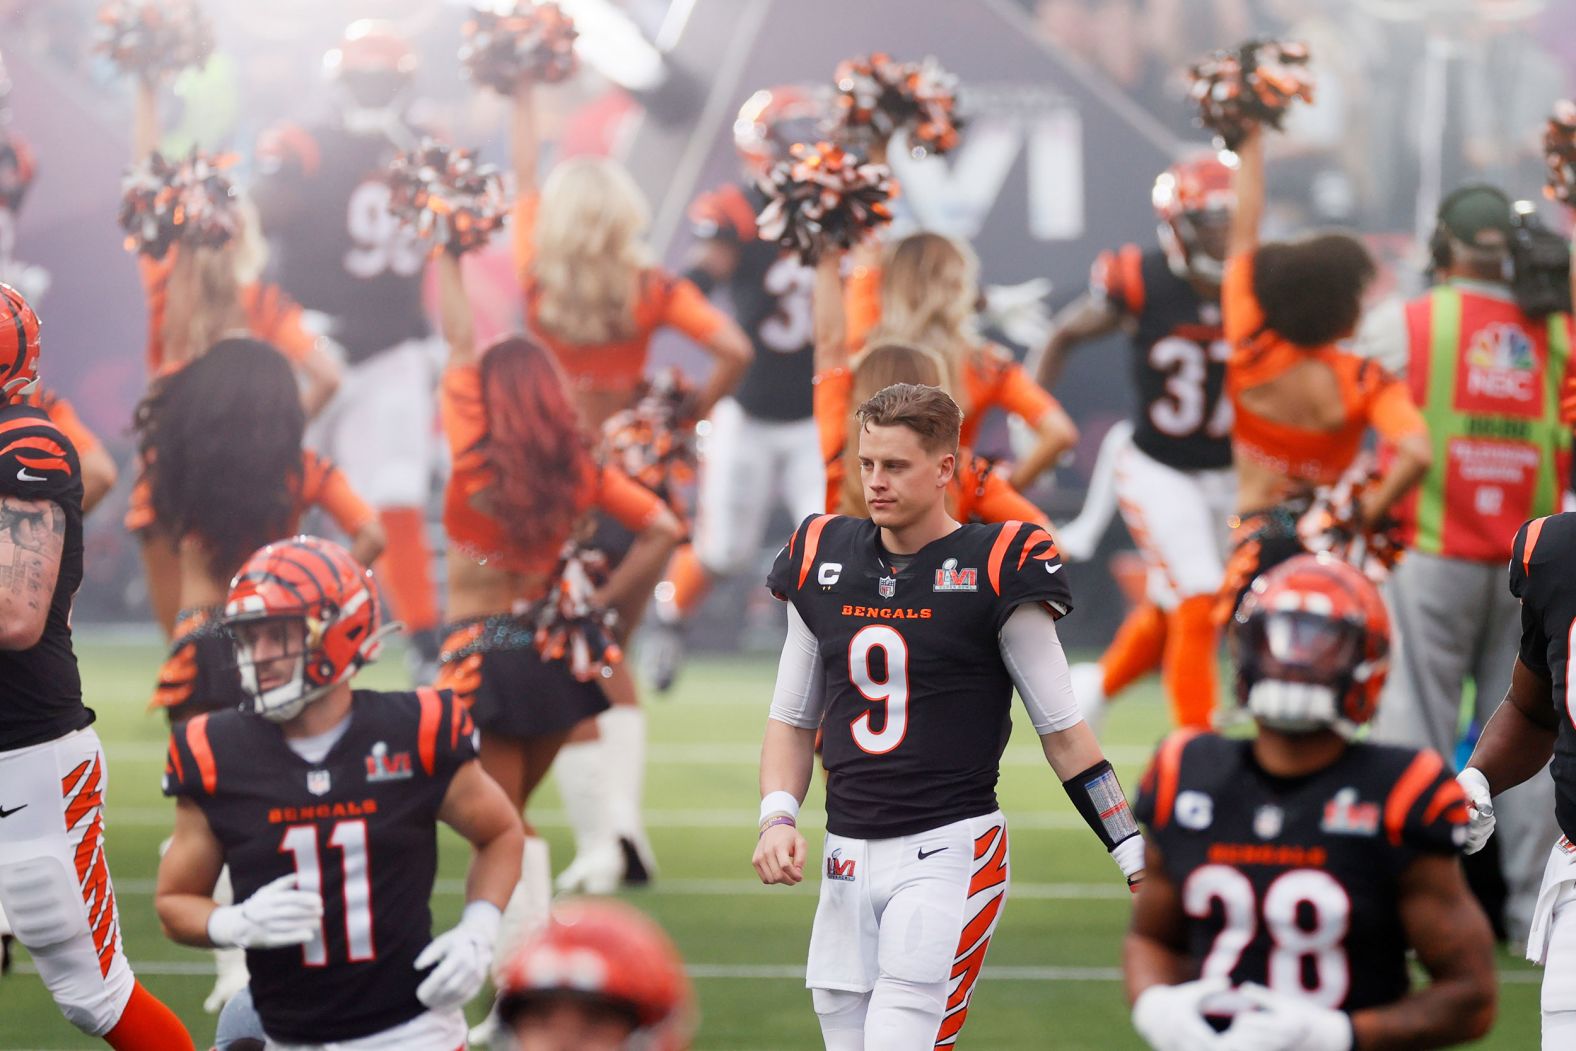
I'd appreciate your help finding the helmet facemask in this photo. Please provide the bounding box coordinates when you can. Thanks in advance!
[231,614,327,723]
[1235,606,1371,736]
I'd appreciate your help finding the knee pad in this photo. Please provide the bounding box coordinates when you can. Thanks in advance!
[812,986,869,1026]
[31,937,133,1036]
[872,973,948,1017]
[0,855,89,948]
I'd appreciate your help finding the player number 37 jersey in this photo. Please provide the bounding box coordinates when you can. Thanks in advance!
[767,514,1073,840]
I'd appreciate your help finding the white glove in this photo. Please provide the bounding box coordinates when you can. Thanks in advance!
[207,873,323,949]
[1218,984,1353,1051]
[414,901,501,1011]
[1457,768,1495,855]
[1132,976,1233,1051]
[1113,835,1146,890]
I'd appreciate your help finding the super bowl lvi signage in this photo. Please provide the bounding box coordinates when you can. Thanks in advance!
[889,86,1085,243]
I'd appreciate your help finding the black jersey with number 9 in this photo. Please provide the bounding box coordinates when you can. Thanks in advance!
[768,514,1072,839]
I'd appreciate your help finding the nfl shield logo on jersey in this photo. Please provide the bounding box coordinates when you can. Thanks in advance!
[878,576,896,599]
[1253,804,1284,840]
[306,769,332,797]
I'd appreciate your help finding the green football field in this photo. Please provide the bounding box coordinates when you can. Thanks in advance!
[0,639,1545,1049]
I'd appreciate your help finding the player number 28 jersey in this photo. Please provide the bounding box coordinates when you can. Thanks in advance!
[164,688,475,1043]
[768,514,1072,839]
[1136,732,1467,1012]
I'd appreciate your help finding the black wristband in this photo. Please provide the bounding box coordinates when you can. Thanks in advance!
[1062,759,1140,852]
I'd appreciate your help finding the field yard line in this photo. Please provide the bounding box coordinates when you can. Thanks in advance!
[103,741,1156,765]
[103,808,1091,830]
[110,877,1129,899]
[13,959,1545,984]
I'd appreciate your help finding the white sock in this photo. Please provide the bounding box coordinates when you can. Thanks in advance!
[599,706,650,861]
[552,739,621,893]
[493,836,551,982]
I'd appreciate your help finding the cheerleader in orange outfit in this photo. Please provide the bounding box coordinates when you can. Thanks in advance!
[814,251,1052,529]
[128,78,342,636]
[843,233,1077,491]
[433,248,680,963]
[1216,125,1432,620]
[507,79,749,888]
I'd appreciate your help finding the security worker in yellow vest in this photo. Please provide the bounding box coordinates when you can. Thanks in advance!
[1358,184,1572,948]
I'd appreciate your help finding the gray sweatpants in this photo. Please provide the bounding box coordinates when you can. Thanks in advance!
[1371,550,1559,947]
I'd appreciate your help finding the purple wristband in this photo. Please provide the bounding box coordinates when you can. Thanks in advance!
[758,815,797,837]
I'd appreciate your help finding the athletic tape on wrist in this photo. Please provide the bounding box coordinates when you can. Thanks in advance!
[1063,758,1140,852]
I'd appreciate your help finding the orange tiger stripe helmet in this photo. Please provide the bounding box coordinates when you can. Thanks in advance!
[496,898,695,1050]
[0,282,42,404]
[224,535,391,722]
[1231,553,1390,735]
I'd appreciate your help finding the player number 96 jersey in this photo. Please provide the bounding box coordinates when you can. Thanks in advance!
[163,688,476,1044]
[767,514,1072,840]
[1136,731,1467,1012]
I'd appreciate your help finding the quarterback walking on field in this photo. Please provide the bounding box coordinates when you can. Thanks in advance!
[753,382,1143,1049]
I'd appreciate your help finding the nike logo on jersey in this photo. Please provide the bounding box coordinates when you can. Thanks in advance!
[16,468,46,482]
[1045,562,1062,574]
[0,804,27,819]
[917,846,948,860]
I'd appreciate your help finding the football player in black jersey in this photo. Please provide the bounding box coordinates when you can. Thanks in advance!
[753,382,1143,1048]
[1456,513,1576,1046]
[644,85,828,694]
[253,20,443,682]
[0,285,193,1048]
[1127,555,1495,1051]
[155,536,524,1048]
[1032,154,1237,734]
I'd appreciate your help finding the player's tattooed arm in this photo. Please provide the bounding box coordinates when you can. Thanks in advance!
[1349,853,1496,1049]
[0,495,63,649]
[1121,843,1193,997]
[1465,658,1559,796]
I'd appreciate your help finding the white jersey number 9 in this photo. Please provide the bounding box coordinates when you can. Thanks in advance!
[848,625,910,755]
